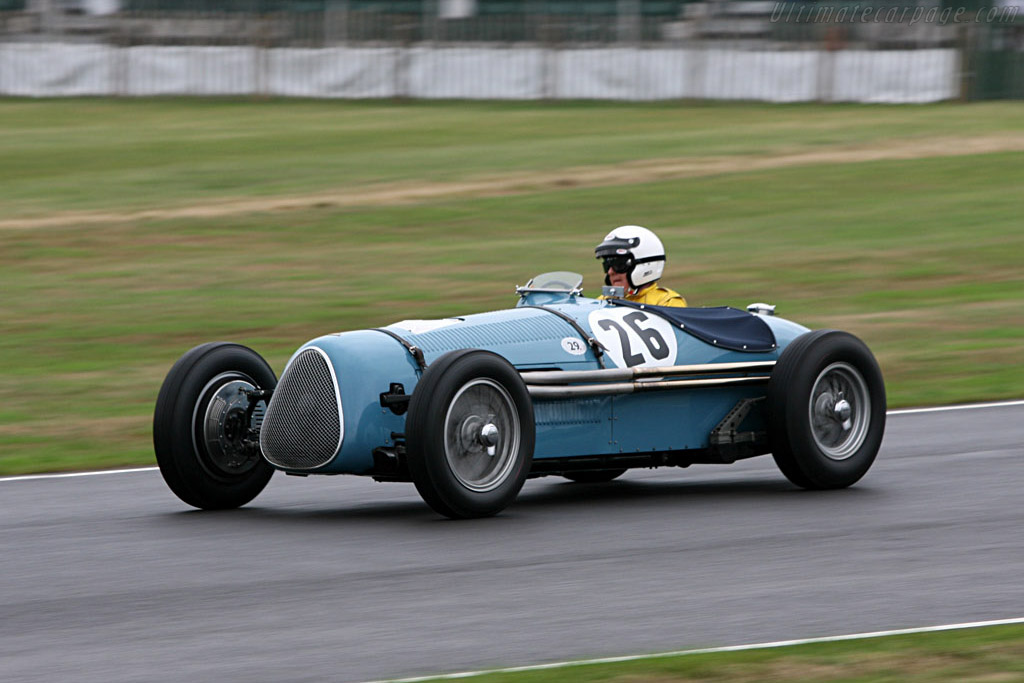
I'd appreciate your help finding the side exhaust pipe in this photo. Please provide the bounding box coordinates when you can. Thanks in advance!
[522,361,775,399]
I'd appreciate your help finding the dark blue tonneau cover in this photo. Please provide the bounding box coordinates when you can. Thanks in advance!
[610,300,777,353]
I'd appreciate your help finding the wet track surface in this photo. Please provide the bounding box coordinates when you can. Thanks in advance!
[2,403,1023,682]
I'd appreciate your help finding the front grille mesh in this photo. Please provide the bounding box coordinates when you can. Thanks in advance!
[260,348,342,470]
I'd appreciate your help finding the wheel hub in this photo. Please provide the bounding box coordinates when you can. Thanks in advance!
[808,362,870,461]
[444,379,520,492]
[196,376,264,477]
[479,423,499,456]
[834,399,853,430]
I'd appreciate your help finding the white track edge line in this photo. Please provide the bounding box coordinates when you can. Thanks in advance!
[2,400,1022,483]
[0,466,157,482]
[887,399,1024,415]
[364,616,1024,683]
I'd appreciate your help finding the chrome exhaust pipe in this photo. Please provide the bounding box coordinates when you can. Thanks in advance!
[522,361,775,385]
[522,361,775,399]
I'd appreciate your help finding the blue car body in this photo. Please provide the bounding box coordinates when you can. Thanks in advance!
[260,282,809,477]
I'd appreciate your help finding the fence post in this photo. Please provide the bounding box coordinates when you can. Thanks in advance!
[534,1,556,100]
[817,25,841,103]
[958,22,974,101]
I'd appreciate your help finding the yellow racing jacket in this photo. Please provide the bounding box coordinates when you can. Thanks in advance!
[601,282,687,307]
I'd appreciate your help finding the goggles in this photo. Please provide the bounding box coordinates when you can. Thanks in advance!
[602,255,633,273]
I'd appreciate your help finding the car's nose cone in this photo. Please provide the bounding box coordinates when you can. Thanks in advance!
[260,347,344,470]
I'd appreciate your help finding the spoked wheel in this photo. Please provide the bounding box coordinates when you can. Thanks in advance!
[767,330,886,489]
[406,350,534,519]
[154,342,276,509]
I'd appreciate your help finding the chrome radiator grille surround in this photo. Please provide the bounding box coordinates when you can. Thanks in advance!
[260,347,343,470]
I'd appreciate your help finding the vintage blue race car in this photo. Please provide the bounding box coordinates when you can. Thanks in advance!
[154,272,886,518]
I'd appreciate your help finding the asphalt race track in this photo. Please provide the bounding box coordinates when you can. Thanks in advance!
[2,402,1023,683]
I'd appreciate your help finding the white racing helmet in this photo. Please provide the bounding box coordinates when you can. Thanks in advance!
[594,225,666,289]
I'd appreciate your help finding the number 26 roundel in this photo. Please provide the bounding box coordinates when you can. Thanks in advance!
[587,308,678,369]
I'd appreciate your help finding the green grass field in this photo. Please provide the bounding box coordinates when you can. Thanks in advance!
[414,623,1024,682]
[1,99,1023,475]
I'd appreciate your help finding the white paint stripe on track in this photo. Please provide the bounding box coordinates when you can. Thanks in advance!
[2,400,1022,483]
[888,399,1024,415]
[364,616,1024,683]
[0,466,157,483]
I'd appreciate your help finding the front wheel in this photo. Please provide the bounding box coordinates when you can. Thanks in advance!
[154,342,276,509]
[767,330,886,489]
[406,350,535,519]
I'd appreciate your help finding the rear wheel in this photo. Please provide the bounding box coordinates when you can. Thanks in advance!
[767,330,886,489]
[406,350,534,519]
[154,342,276,509]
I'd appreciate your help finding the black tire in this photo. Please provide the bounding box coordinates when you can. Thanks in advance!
[406,350,535,519]
[563,469,627,483]
[154,342,276,509]
[767,330,886,489]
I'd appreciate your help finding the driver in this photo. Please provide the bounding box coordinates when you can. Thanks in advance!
[595,225,686,307]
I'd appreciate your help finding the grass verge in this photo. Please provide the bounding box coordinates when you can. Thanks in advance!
[405,623,1024,682]
[1,99,1022,474]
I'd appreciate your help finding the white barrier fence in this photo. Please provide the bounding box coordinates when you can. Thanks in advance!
[0,42,960,102]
